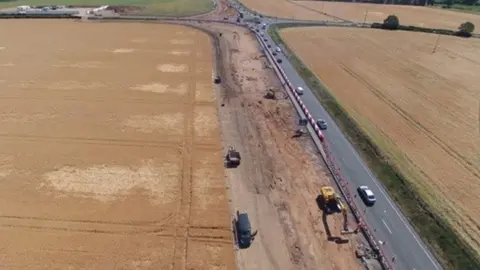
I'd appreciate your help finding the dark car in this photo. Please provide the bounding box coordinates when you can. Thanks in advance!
[357,186,376,206]
[235,212,257,248]
[272,51,277,56]
[267,44,271,48]
[316,119,327,130]
[276,58,282,64]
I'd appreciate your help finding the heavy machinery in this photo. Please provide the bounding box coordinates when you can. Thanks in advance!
[265,89,276,99]
[317,186,354,235]
[292,128,306,138]
[225,146,241,168]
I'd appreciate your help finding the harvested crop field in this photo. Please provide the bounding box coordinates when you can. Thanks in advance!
[240,0,338,20]
[0,20,234,269]
[297,1,480,32]
[240,0,480,32]
[281,27,480,255]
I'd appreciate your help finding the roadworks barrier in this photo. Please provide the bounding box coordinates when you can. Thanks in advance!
[257,25,394,270]
[0,12,394,268]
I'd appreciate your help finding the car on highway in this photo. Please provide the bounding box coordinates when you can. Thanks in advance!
[275,46,282,53]
[276,58,282,64]
[267,44,271,48]
[357,186,376,206]
[272,51,277,56]
[295,86,304,95]
[316,119,327,130]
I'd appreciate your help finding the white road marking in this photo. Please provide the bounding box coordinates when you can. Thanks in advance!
[345,140,441,269]
[382,219,392,234]
[262,22,440,269]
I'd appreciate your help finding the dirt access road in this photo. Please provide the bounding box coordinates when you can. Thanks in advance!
[186,20,365,270]
[0,20,234,269]
[281,26,480,256]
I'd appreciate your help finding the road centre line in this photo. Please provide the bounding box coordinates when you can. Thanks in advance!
[381,219,392,234]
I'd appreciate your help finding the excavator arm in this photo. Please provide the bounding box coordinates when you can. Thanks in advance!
[340,203,355,235]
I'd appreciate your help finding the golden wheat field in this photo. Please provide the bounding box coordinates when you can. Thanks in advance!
[241,0,480,32]
[0,20,235,269]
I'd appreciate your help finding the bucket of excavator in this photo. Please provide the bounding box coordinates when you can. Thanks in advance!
[341,229,355,235]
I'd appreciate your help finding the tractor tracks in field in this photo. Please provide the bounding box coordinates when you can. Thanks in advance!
[337,60,480,180]
[285,0,351,23]
[0,133,220,152]
[0,215,231,243]
[171,44,198,269]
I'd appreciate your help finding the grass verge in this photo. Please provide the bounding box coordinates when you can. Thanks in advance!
[268,23,480,270]
[433,3,480,15]
[0,0,213,16]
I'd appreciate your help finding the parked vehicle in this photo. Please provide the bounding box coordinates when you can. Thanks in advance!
[235,211,257,248]
[225,146,241,168]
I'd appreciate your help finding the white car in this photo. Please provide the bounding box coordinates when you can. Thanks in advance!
[296,87,304,95]
[275,47,282,53]
[357,186,376,206]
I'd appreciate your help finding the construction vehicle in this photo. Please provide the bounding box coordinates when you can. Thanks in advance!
[292,128,306,138]
[299,118,308,126]
[265,89,276,99]
[317,186,354,235]
[225,146,241,167]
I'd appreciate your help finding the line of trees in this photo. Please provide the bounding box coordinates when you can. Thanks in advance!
[380,14,475,37]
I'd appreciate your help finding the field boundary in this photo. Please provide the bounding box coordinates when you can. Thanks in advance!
[268,23,480,270]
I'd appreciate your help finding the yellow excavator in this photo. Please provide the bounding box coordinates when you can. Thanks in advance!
[317,186,355,235]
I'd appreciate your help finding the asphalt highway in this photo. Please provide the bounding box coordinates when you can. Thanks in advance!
[270,41,442,270]
[230,1,444,269]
